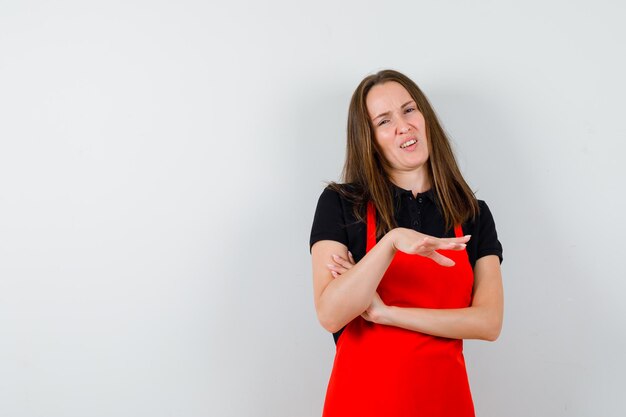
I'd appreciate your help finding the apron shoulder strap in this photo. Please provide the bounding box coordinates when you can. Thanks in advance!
[366,201,376,252]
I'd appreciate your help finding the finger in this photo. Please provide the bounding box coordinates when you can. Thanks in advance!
[326,263,336,270]
[414,237,442,252]
[420,236,445,251]
[331,253,352,267]
[438,241,467,251]
[441,235,471,244]
[405,239,462,255]
[327,264,347,275]
[347,251,355,265]
[332,254,354,269]
[330,270,339,278]
[422,237,467,251]
[428,251,456,267]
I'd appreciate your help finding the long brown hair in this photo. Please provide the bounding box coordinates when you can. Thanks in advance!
[327,69,479,239]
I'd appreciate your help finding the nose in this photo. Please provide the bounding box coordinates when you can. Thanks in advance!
[397,115,411,133]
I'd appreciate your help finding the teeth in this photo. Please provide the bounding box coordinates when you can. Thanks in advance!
[400,139,417,148]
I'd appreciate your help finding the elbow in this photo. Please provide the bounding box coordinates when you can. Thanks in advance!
[482,318,503,342]
[316,291,362,334]
[315,297,337,333]
[322,321,343,334]
[316,304,345,333]
[483,329,500,342]
[317,313,343,334]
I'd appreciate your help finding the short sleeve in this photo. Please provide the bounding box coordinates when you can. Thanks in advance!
[476,200,504,264]
[309,187,349,253]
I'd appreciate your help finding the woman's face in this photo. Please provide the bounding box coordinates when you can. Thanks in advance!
[366,81,429,176]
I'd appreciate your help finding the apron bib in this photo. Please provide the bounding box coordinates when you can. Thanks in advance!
[322,201,476,417]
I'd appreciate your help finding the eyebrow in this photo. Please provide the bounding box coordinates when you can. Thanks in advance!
[372,100,416,122]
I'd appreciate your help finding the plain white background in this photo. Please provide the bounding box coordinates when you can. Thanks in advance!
[1,1,625,416]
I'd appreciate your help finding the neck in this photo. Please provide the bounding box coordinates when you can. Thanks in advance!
[389,167,431,198]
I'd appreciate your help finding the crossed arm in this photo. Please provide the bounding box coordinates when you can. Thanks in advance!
[311,228,503,341]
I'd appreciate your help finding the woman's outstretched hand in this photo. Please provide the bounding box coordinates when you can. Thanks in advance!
[390,227,470,267]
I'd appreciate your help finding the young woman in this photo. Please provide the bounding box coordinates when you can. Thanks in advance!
[309,69,504,417]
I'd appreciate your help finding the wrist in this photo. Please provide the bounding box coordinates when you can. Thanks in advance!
[382,229,398,254]
[377,305,395,326]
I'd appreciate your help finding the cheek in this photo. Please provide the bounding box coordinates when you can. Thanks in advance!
[373,133,393,157]
[377,128,395,143]
[410,113,426,128]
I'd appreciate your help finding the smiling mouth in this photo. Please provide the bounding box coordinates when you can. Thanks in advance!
[400,139,417,148]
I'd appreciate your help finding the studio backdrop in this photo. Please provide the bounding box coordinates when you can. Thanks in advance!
[1,1,624,416]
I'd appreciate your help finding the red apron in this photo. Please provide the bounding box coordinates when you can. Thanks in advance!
[322,201,476,417]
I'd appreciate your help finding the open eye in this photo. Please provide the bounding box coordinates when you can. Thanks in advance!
[405,107,416,113]
[377,119,389,126]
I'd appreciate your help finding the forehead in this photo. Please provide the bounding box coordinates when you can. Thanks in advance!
[366,81,413,118]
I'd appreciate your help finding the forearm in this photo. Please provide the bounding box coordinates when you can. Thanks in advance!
[317,232,396,332]
[380,305,502,341]
[379,255,504,341]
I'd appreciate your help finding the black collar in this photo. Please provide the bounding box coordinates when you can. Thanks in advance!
[391,183,437,203]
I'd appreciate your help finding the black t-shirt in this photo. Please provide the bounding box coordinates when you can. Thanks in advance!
[309,183,503,343]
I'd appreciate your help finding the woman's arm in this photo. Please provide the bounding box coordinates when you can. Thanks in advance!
[311,228,470,333]
[311,235,395,333]
[353,254,503,341]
